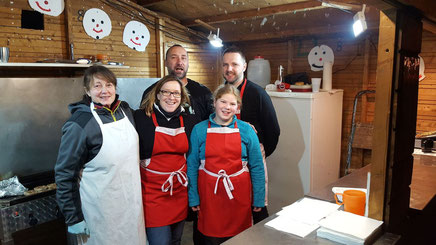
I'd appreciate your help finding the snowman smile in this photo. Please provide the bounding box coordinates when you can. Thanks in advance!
[93,28,103,33]
[130,39,141,46]
[312,64,323,69]
[36,1,51,12]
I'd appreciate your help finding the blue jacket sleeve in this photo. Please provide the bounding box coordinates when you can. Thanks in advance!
[187,124,201,207]
[243,122,266,208]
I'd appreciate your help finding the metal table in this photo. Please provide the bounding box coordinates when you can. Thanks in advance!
[224,164,400,245]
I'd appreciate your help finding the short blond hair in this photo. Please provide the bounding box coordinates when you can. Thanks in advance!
[213,84,242,108]
[140,75,190,116]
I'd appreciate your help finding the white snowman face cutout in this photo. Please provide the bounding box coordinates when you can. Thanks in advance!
[28,0,64,16]
[123,21,150,52]
[83,8,112,40]
[308,45,334,71]
[419,55,425,81]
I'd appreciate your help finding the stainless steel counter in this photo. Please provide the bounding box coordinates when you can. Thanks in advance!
[224,164,400,245]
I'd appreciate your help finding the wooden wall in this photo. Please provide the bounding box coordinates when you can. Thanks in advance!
[240,32,380,175]
[0,0,220,89]
[417,31,436,134]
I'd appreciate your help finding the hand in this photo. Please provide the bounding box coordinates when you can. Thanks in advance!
[68,220,90,235]
[191,206,200,211]
[253,207,262,212]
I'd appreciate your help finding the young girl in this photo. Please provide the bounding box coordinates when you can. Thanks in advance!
[187,84,265,245]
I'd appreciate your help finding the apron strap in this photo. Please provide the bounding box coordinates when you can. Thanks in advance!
[200,160,249,200]
[145,165,188,196]
[236,79,247,120]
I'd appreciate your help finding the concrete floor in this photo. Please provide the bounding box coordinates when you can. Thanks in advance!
[181,221,194,245]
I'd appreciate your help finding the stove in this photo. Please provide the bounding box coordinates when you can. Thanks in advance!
[0,190,59,245]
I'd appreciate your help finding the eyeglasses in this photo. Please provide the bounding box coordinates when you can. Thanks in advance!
[160,90,181,98]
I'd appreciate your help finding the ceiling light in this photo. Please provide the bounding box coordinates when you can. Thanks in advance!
[353,4,367,37]
[208,28,223,48]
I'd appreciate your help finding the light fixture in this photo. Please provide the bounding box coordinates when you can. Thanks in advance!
[208,28,223,48]
[353,4,367,37]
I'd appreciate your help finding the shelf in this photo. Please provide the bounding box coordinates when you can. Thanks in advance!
[0,62,129,69]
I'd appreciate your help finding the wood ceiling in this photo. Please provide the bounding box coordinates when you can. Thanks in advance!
[132,0,436,42]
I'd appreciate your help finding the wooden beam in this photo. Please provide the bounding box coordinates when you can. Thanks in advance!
[182,0,322,27]
[369,9,397,221]
[423,19,436,34]
[194,19,217,31]
[135,0,166,7]
[224,21,378,42]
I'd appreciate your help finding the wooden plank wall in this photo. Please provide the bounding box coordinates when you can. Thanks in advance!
[417,31,436,134]
[240,32,379,175]
[0,0,220,89]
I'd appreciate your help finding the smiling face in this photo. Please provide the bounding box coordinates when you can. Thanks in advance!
[86,76,116,108]
[28,0,64,16]
[123,21,150,52]
[157,81,182,113]
[83,8,112,40]
[165,46,189,80]
[214,93,239,126]
[222,52,247,87]
[308,45,334,71]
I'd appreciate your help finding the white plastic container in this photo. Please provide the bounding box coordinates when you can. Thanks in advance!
[247,56,271,88]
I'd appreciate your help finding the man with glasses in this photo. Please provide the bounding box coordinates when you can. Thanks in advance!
[141,44,213,121]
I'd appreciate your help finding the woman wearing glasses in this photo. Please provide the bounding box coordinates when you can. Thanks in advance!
[134,75,199,245]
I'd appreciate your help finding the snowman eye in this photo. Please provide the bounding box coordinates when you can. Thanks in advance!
[314,52,318,55]
[132,30,135,34]
[323,51,326,54]
[101,20,104,24]
[92,19,95,22]
[141,36,144,39]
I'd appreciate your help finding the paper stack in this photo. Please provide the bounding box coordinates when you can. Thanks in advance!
[317,210,383,245]
[264,197,340,238]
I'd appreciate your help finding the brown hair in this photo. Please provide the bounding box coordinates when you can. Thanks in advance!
[83,65,117,91]
[140,75,190,116]
[213,84,242,108]
[222,46,246,63]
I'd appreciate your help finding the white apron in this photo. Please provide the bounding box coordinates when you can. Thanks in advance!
[75,103,146,245]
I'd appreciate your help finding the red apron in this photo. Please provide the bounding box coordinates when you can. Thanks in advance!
[140,113,189,227]
[235,79,247,119]
[198,121,252,237]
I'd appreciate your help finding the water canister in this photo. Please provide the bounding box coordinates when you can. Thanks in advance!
[247,56,271,88]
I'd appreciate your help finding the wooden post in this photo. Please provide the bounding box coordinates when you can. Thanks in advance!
[369,9,397,221]
[155,17,165,77]
[287,40,294,75]
[370,8,422,234]
[64,0,74,60]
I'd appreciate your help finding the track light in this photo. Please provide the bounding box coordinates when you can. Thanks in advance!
[208,28,223,48]
[353,4,367,37]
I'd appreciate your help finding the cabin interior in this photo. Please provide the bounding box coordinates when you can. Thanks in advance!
[0,0,435,244]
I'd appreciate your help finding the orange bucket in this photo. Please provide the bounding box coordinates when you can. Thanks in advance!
[334,190,366,216]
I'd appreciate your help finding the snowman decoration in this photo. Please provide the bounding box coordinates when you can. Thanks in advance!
[28,0,64,16]
[83,8,112,40]
[123,21,150,52]
[419,55,425,81]
[307,45,334,71]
